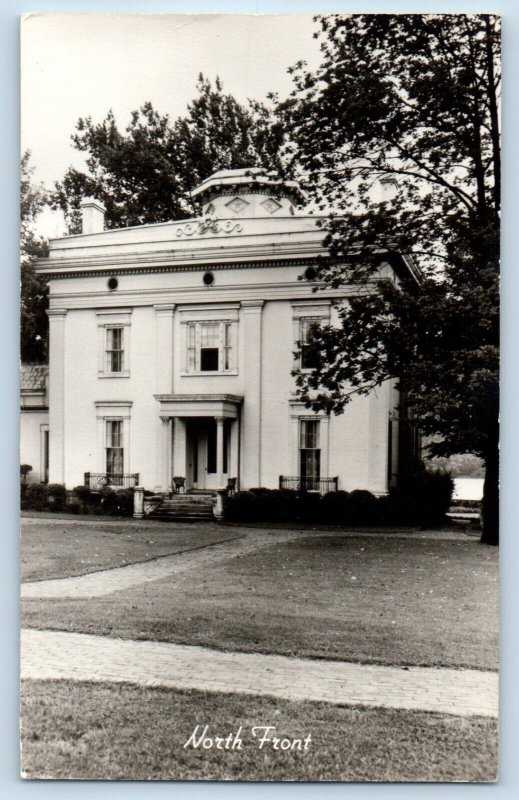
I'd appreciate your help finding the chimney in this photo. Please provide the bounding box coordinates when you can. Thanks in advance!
[80,198,106,234]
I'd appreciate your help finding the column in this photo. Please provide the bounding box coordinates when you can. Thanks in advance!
[154,304,175,394]
[215,416,225,489]
[159,416,172,492]
[172,418,187,479]
[229,418,240,485]
[47,308,67,484]
[240,301,263,488]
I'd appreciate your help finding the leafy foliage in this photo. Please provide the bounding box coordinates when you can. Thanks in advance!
[224,474,453,527]
[53,75,285,232]
[21,151,49,362]
[285,14,499,542]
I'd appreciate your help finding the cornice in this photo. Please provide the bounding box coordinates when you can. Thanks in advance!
[38,255,327,281]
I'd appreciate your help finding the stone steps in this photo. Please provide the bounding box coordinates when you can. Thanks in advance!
[149,493,215,522]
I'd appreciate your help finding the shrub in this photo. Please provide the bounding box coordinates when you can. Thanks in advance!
[72,484,101,514]
[73,485,93,504]
[110,488,134,516]
[20,464,33,484]
[398,467,454,526]
[46,483,67,512]
[223,473,453,528]
[24,483,48,511]
[321,490,350,523]
[295,491,322,523]
[345,490,379,525]
[225,489,298,523]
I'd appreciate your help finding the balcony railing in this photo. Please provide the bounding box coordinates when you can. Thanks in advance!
[279,475,338,495]
[84,472,140,491]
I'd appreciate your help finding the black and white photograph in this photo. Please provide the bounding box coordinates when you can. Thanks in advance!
[19,12,499,782]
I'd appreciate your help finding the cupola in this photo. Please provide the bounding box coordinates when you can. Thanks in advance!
[191,167,305,219]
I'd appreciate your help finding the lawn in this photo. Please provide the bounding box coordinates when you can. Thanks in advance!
[22,531,498,670]
[21,517,242,581]
[20,679,497,782]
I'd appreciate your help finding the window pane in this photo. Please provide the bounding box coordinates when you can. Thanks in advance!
[107,327,124,372]
[300,420,319,449]
[106,448,123,475]
[107,420,123,448]
[110,351,123,372]
[200,323,219,347]
[201,348,219,371]
[300,449,321,480]
[301,320,320,369]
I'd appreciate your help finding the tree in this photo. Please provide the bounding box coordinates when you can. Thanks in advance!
[21,151,49,363]
[53,75,285,232]
[287,15,500,544]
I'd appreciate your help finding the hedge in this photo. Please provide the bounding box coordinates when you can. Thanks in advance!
[225,470,454,527]
[22,483,135,517]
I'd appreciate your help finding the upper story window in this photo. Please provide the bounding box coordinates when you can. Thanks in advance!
[97,310,132,378]
[292,301,330,372]
[300,318,322,370]
[106,327,124,373]
[185,320,237,374]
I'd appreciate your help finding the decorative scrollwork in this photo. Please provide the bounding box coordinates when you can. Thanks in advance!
[175,217,243,238]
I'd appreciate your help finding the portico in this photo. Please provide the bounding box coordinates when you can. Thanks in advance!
[154,394,242,492]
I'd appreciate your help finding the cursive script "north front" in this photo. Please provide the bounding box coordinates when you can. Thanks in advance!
[184,725,312,751]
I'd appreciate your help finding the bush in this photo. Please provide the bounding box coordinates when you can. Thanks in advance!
[321,490,350,523]
[295,491,322,523]
[71,485,134,516]
[24,483,49,511]
[397,467,454,526]
[225,489,298,523]
[46,483,67,512]
[20,464,33,484]
[110,488,134,517]
[223,471,453,528]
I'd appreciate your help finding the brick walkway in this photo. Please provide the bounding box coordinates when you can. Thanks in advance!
[20,628,498,718]
[21,530,296,599]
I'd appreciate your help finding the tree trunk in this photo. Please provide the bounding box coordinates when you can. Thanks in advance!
[480,431,499,545]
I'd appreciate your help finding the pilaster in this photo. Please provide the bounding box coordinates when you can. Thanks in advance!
[47,308,67,484]
[240,300,263,488]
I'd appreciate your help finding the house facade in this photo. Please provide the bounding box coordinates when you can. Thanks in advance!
[34,168,419,495]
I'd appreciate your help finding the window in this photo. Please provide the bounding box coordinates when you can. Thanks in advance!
[300,420,321,484]
[292,302,330,372]
[186,321,236,373]
[300,318,321,370]
[106,327,124,373]
[106,420,124,476]
[97,310,131,377]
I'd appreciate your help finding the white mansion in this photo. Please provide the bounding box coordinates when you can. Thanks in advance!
[23,168,420,497]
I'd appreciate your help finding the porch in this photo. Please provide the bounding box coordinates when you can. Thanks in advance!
[154,393,243,493]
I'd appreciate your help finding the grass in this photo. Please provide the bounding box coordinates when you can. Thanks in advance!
[20,679,497,782]
[21,517,242,581]
[22,531,498,670]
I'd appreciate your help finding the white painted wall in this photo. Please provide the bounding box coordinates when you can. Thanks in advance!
[20,411,48,484]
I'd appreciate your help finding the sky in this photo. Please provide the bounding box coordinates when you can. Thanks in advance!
[21,13,322,236]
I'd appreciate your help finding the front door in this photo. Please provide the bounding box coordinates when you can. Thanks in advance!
[203,419,219,490]
[187,419,229,490]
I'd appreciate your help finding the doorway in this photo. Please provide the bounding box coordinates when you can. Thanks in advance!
[186,419,230,491]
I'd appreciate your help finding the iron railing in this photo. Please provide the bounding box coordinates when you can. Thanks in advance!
[84,472,140,490]
[279,475,338,494]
